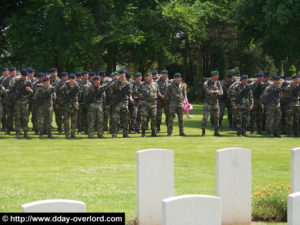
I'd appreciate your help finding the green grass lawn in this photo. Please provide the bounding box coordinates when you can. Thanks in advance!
[0,104,298,224]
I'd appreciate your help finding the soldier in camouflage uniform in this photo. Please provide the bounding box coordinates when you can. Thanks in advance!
[230,74,253,136]
[33,77,56,138]
[9,68,33,138]
[77,71,91,134]
[138,73,161,137]
[59,74,80,139]
[0,82,4,135]
[84,76,107,139]
[262,72,272,130]
[285,75,300,137]
[54,72,68,134]
[219,73,234,129]
[165,72,186,136]
[31,72,44,134]
[249,73,265,134]
[104,72,118,132]
[280,76,291,134]
[262,76,282,137]
[2,67,17,134]
[49,68,62,133]
[110,70,133,138]
[130,72,143,133]
[156,70,170,133]
[0,67,9,132]
[201,71,223,136]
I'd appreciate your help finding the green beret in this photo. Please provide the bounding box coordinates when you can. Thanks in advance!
[135,72,142,77]
[174,72,181,78]
[241,74,248,80]
[211,71,219,76]
[161,70,168,74]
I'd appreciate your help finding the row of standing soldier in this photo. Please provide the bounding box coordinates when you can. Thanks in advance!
[0,67,186,139]
[1,66,300,139]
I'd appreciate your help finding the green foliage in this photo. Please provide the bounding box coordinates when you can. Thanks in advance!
[252,184,291,222]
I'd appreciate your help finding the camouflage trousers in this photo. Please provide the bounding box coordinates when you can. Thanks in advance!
[14,100,30,132]
[131,99,141,131]
[78,103,88,133]
[265,106,281,134]
[54,106,63,132]
[0,101,3,129]
[156,99,169,128]
[140,100,157,131]
[235,108,250,133]
[31,104,39,132]
[110,102,129,136]
[250,103,264,131]
[63,110,78,135]
[3,101,14,131]
[201,103,219,129]
[219,100,232,127]
[37,105,53,134]
[285,106,300,135]
[167,102,184,134]
[87,104,104,137]
[280,100,288,133]
[104,104,111,131]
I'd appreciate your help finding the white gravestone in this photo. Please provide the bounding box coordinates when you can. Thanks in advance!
[216,148,251,224]
[291,148,300,193]
[162,194,221,225]
[137,149,174,225]
[288,192,300,225]
[21,199,86,212]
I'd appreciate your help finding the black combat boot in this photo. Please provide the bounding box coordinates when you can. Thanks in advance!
[214,128,221,136]
[250,128,254,134]
[123,133,130,138]
[71,132,76,138]
[141,130,146,137]
[98,134,104,138]
[16,130,21,139]
[267,131,272,137]
[24,130,29,139]
[48,132,53,139]
[39,132,43,139]
[112,134,117,138]
[151,130,157,137]
[179,131,187,136]
[242,131,247,137]
[274,132,282,138]
[157,125,160,133]
[65,131,70,139]
[201,128,205,136]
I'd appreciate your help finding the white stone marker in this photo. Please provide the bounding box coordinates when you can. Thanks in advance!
[137,149,174,225]
[291,148,300,193]
[288,192,300,225]
[216,148,251,225]
[162,194,221,225]
[21,199,86,212]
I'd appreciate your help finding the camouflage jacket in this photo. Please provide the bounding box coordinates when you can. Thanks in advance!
[110,79,132,106]
[77,79,91,104]
[9,77,33,103]
[220,79,233,103]
[165,81,185,104]
[138,81,160,103]
[251,81,265,104]
[156,77,170,96]
[230,82,253,109]
[286,83,300,107]
[131,80,143,99]
[262,84,282,108]
[33,85,56,108]
[50,76,61,88]
[59,81,80,111]
[203,79,223,105]
[84,84,105,108]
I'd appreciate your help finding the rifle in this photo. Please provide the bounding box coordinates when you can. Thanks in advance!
[34,87,55,107]
[235,85,251,104]
[112,82,129,105]
[85,79,116,105]
[62,85,80,105]
[265,82,289,104]
[253,84,264,99]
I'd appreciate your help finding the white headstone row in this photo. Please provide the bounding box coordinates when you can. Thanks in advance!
[137,148,252,225]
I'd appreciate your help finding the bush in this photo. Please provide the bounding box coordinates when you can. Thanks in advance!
[252,184,290,222]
